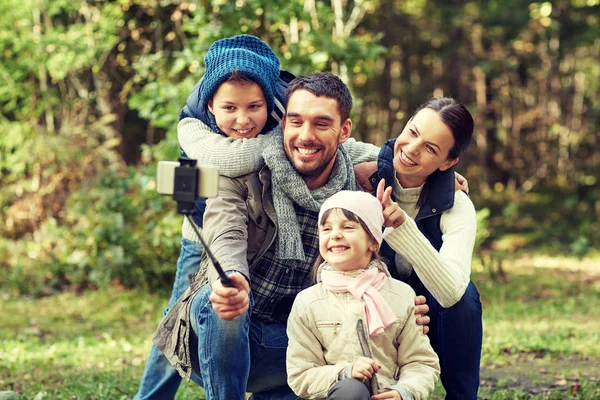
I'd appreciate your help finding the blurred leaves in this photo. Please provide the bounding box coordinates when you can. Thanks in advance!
[0,0,599,295]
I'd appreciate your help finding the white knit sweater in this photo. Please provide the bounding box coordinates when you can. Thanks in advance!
[383,177,477,308]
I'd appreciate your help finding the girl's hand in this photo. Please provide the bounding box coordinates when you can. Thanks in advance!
[351,357,381,380]
[372,388,402,399]
[376,179,405,228]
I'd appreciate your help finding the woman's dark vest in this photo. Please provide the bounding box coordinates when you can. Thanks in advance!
[370,138,456,296]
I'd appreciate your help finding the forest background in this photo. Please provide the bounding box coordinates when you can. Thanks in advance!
[1,0,599,398]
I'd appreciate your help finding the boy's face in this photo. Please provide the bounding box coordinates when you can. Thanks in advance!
[208,81,268,139]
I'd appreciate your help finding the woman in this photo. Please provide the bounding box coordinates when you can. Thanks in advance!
[371,97,482,400]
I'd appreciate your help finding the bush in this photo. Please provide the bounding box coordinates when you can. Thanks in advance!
[0,141,183,296]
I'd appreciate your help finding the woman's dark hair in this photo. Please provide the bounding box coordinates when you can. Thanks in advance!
[311,208,382,283]
[411,97,474,207]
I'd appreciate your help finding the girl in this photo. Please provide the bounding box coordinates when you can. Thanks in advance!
[286,189,440,400]
[375,97,482,399]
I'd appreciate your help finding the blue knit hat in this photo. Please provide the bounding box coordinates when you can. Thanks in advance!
[200,35,280,116]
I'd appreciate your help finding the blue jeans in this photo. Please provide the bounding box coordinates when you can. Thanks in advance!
[188,284,300,400]
[427,281,483,400]
[134,238,203,400]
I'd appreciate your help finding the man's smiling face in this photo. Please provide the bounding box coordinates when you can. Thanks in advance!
[282,89,351,189]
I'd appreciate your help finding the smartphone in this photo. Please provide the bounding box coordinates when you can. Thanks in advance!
[156,161,220,198]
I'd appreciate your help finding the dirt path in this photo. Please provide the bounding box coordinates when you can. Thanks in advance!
[480,357,600,396]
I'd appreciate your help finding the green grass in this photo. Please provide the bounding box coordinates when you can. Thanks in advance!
[1,257,599,399]
[0,289,205,399]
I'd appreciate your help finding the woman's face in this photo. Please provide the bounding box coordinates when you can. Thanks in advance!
[393,108,458,188]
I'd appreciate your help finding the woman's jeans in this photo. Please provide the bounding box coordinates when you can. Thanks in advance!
[134,238,203,400]
[427,281,483,400]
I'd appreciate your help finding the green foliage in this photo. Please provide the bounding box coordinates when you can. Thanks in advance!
[1,0,599,295]
[475,207,491,251]
[0,139,183,296]
[472,185,600,259]
[0,288,207,399]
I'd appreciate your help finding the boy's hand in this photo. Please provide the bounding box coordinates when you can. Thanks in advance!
[454,171,469,194]
[209,273,250,320]
[414,295,430,334]
[376,179,405,228]
[351,357,382,380]
[354,161,378,192]
[372,388,402,399]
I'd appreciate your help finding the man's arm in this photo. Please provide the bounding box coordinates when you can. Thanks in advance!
[202,176,252,284]
[341,137,380,164]
[201,176,254,320]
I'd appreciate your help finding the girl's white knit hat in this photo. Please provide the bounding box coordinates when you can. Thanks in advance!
[318,191,384,245]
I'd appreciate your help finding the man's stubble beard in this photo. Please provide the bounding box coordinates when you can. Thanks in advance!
[284,136,342,180]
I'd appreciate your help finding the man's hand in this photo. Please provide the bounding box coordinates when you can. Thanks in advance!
[209,273,250,320]
[372,388,402,400]
[354,161,378,192]
[376,179,405,228]
[454,171,469,194]
[351,356,381,380]
[414,295,430,334]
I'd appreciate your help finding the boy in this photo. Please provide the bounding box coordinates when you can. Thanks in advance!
[134,34,288,400]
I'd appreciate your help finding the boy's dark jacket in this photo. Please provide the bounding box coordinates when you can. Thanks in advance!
[178,70,295,227]
[372,138,456,295]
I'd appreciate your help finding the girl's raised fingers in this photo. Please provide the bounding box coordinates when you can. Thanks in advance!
[382,186,393,206]
[376,179,386,202]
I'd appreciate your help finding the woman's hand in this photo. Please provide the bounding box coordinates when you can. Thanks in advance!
[372,388,402,400]
[376,179,406,228]
[351,356,382,380]
[209,273,250,320]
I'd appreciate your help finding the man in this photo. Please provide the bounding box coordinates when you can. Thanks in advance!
[152,72,429,399]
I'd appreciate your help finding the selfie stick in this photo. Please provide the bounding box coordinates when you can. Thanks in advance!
[183,215,233,287]
[174,159,233,288]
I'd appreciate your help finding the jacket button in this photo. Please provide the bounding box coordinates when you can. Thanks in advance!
[370,177,377,182]
[432,208,437,213]
[257,216,263,224]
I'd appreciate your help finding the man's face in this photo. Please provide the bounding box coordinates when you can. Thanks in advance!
[282,89,352,189]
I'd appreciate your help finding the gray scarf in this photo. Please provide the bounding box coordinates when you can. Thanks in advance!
[263,133,357,261]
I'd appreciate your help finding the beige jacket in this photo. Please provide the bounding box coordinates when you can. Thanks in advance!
[286,266,440,400]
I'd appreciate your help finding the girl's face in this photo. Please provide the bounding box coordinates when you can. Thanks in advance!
[393,108,458,188]
[208,81,268,139]
[319,209,377,271]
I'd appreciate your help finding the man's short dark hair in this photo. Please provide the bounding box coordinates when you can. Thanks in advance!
[284,72,353,122]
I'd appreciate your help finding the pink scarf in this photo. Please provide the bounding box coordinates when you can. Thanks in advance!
[321,267,397,336]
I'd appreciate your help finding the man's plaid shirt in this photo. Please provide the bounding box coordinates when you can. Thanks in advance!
[249,202,321,323]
